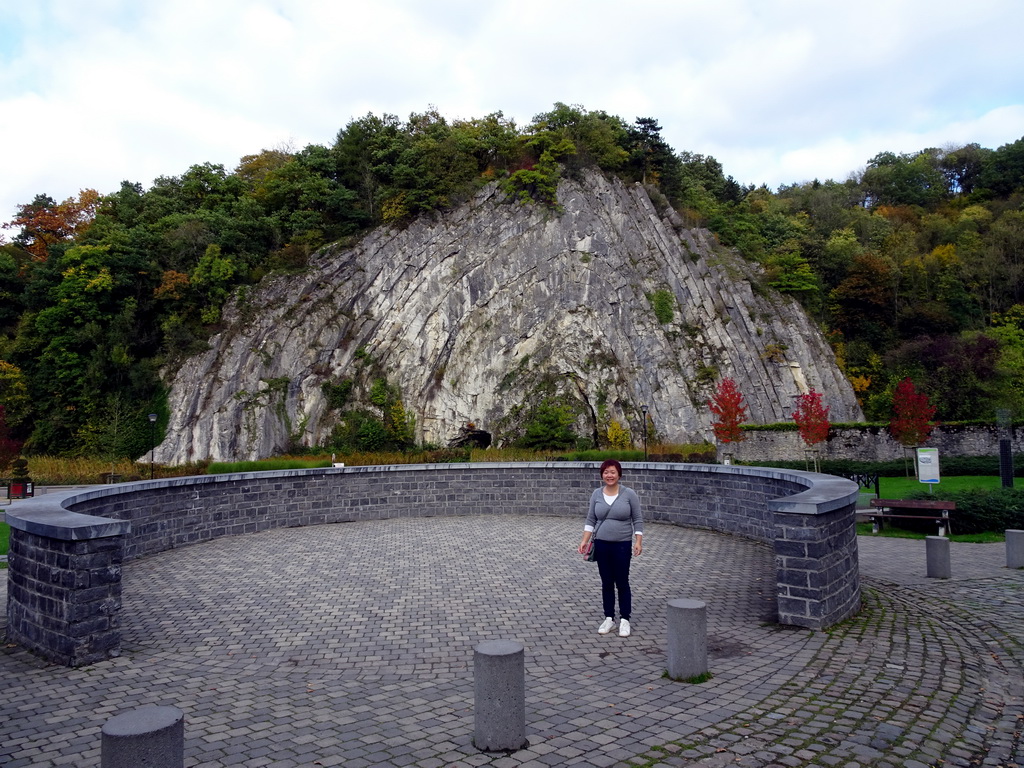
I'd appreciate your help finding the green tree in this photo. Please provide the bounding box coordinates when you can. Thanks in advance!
[0,360,30,430]
[0,404,21,473]
[385,399,415,449]
[861,150,948,207]
[519,399,578,450]
[828,252,897,346]
[333,112,403,220]
[765,251,818,298]
[884,333,1001,420]
[190,244,237,322]
[0,244,31,333]
[979,135,1024,196]
[989,305,1024,414]
[939,143,991,195]
[817,226,862,290]
[502,116,577,207]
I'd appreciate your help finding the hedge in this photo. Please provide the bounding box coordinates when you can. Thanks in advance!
[908,487,1024,535]
[744,456,1024,478]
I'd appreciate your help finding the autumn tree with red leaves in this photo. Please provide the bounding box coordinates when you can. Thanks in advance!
[708,377,748,444]
[888,377,936,447]
[793,389,830,470]
[3,189,99,260]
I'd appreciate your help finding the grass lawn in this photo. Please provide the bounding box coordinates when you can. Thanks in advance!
[855,521,1004,543]
[878,474,1004,497]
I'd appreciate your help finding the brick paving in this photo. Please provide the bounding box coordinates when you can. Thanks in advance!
[1,516,1021,767]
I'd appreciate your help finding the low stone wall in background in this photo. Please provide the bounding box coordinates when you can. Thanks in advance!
[5,463,859,666]
[723,424,1023,464]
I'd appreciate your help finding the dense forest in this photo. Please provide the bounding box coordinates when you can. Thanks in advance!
[1,103,1023,459]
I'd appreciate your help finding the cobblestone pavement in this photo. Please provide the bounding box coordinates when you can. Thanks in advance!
[1,516,1021,767]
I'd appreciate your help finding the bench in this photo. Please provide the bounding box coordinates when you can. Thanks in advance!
[836,471,880,498]
[869,498,956,536]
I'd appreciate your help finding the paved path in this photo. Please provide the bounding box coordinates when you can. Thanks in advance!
[1,517,1021,767]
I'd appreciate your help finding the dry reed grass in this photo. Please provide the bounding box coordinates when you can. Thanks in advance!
[16,456,208,486]
[19,442,713,485]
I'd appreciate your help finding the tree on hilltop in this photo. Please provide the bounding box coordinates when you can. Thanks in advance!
[3,189,99,261]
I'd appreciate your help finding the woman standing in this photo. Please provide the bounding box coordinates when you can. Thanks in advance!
[578,459,643,637]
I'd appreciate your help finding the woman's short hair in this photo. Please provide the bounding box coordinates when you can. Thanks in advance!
[599,459,622,476]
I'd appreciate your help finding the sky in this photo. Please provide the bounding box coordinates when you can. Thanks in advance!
[2,0,1023,228]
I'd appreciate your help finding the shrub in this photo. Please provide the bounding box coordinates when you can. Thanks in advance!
[651,442,717,462]
[648,289,675,324]
[322,379,353,410]
[907,487,1024,535]
[606,420,632,449]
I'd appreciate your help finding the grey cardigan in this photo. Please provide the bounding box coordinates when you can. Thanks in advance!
[585,486,643,542]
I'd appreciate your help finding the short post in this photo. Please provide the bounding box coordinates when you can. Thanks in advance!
[926,535,951,579]
[473,640,527,752]
[666,598,708,681]
[101,705,184,768]
[1007,530,1024,569]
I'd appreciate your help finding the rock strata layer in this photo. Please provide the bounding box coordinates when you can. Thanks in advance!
[156,171,862,463]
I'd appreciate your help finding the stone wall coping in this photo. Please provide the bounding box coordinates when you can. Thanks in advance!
[765,474,861,515]
[3,503,131,540]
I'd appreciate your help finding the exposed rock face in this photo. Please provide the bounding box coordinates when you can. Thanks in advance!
[156,171,863,464]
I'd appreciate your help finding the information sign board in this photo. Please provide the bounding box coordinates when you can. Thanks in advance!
[917,447,940,483]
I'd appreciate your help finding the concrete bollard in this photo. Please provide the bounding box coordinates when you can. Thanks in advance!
[1007,530,1024,569]
[926,535,951,579]
[101,705,184,768]
[666,598,708,681]
[473,640,528,752]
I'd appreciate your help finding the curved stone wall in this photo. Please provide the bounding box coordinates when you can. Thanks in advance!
[4,463,860,666]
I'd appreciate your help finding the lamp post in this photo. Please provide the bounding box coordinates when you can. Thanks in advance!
[641,404,649,461]
[148,413,158,480]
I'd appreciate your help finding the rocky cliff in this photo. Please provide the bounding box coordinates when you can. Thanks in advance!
[155,171,863,463]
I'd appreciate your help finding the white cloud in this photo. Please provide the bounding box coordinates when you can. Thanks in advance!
[1,0,1022,225]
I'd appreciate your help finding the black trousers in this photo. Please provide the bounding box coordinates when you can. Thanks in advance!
[595,539,632,620]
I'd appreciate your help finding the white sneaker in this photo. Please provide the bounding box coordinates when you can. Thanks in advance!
[618,619,631,637]
[597,617,615,634]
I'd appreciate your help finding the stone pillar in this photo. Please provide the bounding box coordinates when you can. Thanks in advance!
[666,598,708,681]
[473,640,527,752]
[1007,530,1024,569]
[771,500,861,630]
[101,705,184,768]
[926,535,951,579]
[6,523,128,666]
